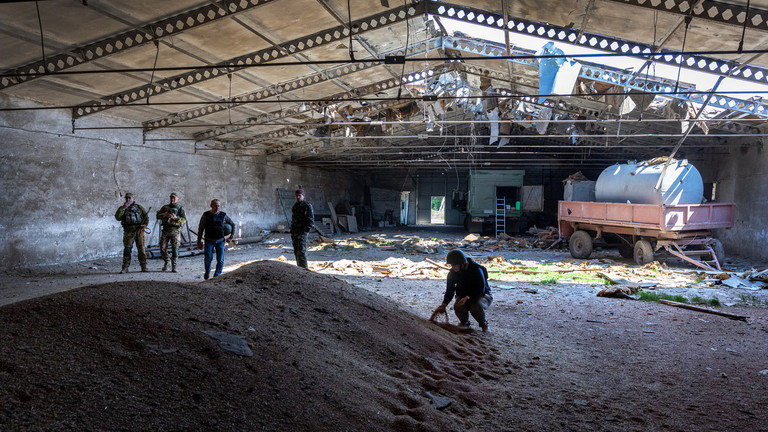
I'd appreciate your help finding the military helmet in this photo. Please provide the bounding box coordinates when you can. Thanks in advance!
[170,192,179,198]
[124,192,133,199]
[446,249,468,265]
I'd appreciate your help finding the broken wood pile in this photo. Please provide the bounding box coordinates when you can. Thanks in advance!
[307,232,565,255]
[741,267,768,283]
[306,257,446,279]
[309,233,568,255]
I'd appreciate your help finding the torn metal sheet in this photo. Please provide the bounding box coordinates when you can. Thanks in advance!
[203,330,254,357]
[537,42,566,103]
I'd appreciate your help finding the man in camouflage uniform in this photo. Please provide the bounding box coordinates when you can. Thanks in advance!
[114,192,149,273]
[290,187,314,269]
[156,192,187,273]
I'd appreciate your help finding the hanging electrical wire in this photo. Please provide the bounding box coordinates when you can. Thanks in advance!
[34,0,46,67]
[673,16,692,95]
[147,40,160,105]
[738,0,751,53]
[395,0,410,101]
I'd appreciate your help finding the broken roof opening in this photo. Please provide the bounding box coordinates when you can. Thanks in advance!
[436,16,768,104]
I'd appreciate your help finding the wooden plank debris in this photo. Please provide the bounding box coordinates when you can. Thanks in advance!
[659,300,749,321]
[424,258,450,270]
[327,202,340,234]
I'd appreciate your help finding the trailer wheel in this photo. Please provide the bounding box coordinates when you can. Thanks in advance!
[617,241,634,259]
[634,239,654,265]
[569,230,593,259]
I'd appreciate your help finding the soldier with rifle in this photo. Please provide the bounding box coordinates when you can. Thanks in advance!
[156,192,187,273]
[114,192,149,274]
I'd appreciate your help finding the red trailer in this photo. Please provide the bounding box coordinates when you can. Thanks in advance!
[558,201,736,271]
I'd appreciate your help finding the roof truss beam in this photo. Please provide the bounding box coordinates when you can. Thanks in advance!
[147,37,441,131]
[194,62,450,140]
[73,2,423,119]
[0,0,279,90]
[444,36,768,117]
[600,0,768,33]
[430,1,768,87]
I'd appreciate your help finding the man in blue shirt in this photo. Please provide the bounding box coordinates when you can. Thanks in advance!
[197,199,235,280]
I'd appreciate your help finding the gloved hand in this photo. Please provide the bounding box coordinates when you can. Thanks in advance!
[429,304,447,322]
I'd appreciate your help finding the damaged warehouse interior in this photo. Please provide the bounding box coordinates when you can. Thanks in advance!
[1,0,768,430]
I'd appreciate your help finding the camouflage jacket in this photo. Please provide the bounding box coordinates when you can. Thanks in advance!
[115,203,147,228]
[156,203,187,230]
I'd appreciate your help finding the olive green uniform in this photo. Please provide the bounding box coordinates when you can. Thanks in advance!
[156,203,187,272]
[115,203,148,272]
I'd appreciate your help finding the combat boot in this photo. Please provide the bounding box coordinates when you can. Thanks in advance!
[171,260,177,273]
[141,263,149,272]
[162,261,169,272]
[120,257,131,274]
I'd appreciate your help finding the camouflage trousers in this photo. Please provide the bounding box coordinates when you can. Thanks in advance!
[160,228,181,263]
[291,232,309,268]
[122,226,147,267]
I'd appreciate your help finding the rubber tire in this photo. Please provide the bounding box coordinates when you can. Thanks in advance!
[710,239,725,266]
[569,230,593,259]
[634,239,654,265]
[617,240,634,259]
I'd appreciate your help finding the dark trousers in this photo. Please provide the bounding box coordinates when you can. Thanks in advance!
[204,238,225,276]
[454,293,493,327]
[291,232,308,268]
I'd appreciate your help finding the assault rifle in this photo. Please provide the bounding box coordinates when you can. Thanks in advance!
[143,207,152,234]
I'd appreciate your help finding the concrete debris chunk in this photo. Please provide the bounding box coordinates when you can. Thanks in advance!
[597,285,640,299]
[202,330,253,357]
[721,275,764,290]
[424,391,453,409]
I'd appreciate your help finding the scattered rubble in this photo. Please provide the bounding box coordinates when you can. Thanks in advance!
[597,285,642,299]
[309,232,565,254]
[300,232,767,295]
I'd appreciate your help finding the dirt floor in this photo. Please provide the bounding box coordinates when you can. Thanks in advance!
[1,228,768,431]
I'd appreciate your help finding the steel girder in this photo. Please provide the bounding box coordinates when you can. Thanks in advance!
[601,0,768,33]
[145,61,380,131]
[148,38,442,132]
[429,2,768,88]
[212,65,455,146]
[443,36,768,117]
[1,0,278,90]
[72,2,423,119]
[455,61,762,135]
[195,63,451,141]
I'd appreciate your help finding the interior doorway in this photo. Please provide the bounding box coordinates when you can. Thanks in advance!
[430,196,446,224]
[400,191,410,225]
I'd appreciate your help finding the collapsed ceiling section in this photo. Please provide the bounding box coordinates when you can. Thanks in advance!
[1,0,767,172]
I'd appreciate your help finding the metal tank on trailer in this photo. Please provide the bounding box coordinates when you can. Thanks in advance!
[558,158,735,271]
[595,159,704,205]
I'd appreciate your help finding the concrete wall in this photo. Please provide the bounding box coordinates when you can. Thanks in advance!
[0,96,363,269]
[698,140,768,261]
[366,172,418,225]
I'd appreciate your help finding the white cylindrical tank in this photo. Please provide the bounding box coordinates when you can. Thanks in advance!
[595,159,704,205]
